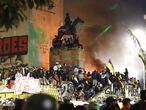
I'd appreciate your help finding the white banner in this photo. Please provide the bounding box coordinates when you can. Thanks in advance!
[14,77,41,95]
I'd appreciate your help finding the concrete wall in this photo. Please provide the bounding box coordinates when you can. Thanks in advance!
[0,11,29,67]
[28,0,63,69]
[0,0,63,69]
[50,48,85,68]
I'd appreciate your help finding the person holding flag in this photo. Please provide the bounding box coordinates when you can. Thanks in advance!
[106,59,116,77]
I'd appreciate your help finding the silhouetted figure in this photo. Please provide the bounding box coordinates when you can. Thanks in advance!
[88,102,97,110]
[100,97,120,110]
[74,37,83,49]
[13,99,25,110]
[2,106,9,110]
[64,13,72,27]
[131,90,146,110]
[75,105,86,110]
[124,68,129,83]
[59,101,74,110]
[64,38,70,49]
[52,36,62,48]
[25,93,57,110]
[121,98,131,110]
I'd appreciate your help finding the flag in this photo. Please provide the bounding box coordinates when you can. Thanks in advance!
[106,59,116,76]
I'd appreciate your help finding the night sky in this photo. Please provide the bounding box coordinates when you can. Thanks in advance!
[64,0,146,79]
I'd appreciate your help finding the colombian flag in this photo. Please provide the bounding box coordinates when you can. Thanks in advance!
[106,59,116,76]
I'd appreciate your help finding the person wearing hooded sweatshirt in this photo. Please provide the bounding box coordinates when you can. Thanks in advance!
[121,98,131,110]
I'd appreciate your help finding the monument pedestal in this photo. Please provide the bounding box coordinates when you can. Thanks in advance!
[50,48,85,68]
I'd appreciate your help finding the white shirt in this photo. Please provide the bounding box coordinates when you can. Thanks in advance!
[78,73,84,80]
[15,72,22,79]
[22,68,25,76]
[74,67,79,75]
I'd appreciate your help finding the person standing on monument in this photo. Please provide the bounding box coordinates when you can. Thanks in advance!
[124,68,129,83]
[15,69,22,80]
[78,68,84,84]
[92,70,98,86]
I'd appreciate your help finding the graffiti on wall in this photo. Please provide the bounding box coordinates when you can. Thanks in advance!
[0,55,24,65]
[59,82,74,100]
[28,23,49,68]
[0,36,28,67]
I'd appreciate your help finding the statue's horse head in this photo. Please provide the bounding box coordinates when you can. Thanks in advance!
[69,17,84,35]
[72,17,84,26]
[57,17,84,40]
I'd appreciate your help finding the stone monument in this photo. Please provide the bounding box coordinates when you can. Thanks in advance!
[50,13,85,67]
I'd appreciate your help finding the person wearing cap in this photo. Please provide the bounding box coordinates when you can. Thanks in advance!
[24,93,57,110]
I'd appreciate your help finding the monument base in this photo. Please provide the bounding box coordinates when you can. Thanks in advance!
[50,48,85,68]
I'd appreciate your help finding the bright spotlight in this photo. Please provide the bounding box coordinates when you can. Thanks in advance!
[133,29,145,38]
[133,29,146,50]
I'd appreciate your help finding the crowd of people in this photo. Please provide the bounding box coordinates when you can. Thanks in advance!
[2,90,146,110]
[52,35,83,49]
[0,62,141,100]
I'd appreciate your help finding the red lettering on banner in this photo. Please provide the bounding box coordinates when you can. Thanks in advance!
[11,36,18,54]
[0,35,28,56]
[3,38,11,55]
[19,36,28,53]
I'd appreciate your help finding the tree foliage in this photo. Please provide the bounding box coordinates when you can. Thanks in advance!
[0,0,54,30]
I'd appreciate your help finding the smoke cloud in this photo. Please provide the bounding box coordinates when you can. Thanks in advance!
[64,0,146,79]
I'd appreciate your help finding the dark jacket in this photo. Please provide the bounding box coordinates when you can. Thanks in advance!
[131,100,146,110]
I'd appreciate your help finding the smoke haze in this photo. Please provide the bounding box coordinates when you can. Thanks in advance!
[64,0,146,79]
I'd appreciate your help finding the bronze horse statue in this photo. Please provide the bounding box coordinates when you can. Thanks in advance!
[57,17,84,40]
[52,14,84,48]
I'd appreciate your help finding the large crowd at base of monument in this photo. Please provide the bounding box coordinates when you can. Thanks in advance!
[0,62,141,101]
[0,63,144,110]
[1,89,146,110]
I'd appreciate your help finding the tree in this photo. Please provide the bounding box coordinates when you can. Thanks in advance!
[0,0,54,30]
[127,27,146,89]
